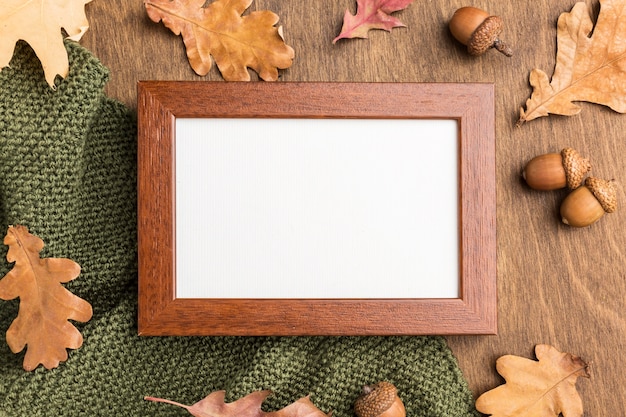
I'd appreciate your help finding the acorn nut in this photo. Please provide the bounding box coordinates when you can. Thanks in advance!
[449,7,513,56]
[522,147,591,191]
[560,177,617,227]
[354,382,406,417]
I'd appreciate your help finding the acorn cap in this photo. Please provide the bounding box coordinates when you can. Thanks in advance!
[354,382,398,417]
[561,147,592,189]
[468,15,504,55]
[585,177,617,213]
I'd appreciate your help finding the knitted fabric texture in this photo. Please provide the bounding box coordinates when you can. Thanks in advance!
[0,41,479,417]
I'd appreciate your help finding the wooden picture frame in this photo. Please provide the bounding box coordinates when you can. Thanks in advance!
[137,82,496,336]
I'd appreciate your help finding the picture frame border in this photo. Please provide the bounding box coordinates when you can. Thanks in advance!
[137,81,496,336]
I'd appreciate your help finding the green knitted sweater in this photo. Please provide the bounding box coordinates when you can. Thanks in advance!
[0,41,479,417]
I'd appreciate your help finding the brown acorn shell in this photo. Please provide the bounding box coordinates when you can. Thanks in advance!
[522,148,591,190]
[354,382,406,417]
[560,186,606,227]
[449,7,490,46]
[522,153,567,190]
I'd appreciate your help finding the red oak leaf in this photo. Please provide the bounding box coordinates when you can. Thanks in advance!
[145,390,330,417]
[333,0,414,43]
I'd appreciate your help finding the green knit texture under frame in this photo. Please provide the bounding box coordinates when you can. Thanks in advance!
[0,40,479,417]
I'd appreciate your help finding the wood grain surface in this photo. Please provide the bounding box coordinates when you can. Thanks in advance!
[82,0,626,414]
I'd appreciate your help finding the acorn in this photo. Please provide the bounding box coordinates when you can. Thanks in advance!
[354,382,405,417]
[560,177,617,227]
[522,147,591,191]
[449,7,513,57]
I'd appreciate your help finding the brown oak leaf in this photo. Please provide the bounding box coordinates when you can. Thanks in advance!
[145,390,331,417]
[144,0,295,81]
[333,0,414,43]
[519,0,626,124]
[0,0,92,87]
[0,225,92,371]
[476,344,590,417]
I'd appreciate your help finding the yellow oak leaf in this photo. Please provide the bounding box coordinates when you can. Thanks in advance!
[0,0,92,88]
[0,225,92,371]
[144,0,295,81]
[519,0,626,124]
[476,345,590,417]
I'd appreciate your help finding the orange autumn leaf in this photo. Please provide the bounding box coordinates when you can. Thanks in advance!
[144,0,295,81]
[145,390,331,417]
[0,0,92,87]
[0,225,92,371]
[476,345,590,417]
[519,0,626,124]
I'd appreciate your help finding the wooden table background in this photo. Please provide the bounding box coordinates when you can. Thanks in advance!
[82,0,625,414]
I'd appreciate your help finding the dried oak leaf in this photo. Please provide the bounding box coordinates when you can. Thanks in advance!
[0,225,92,371]
[476,344,590,417]
[145,389,331,417]
[519,0,626,124]
[0,0,92,88]
[333,0,414,43]
[144,0,295,81]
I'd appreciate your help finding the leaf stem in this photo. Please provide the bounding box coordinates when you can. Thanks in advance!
[144,396,190,410]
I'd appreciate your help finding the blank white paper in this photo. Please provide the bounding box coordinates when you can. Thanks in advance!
[175,118,459,299]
